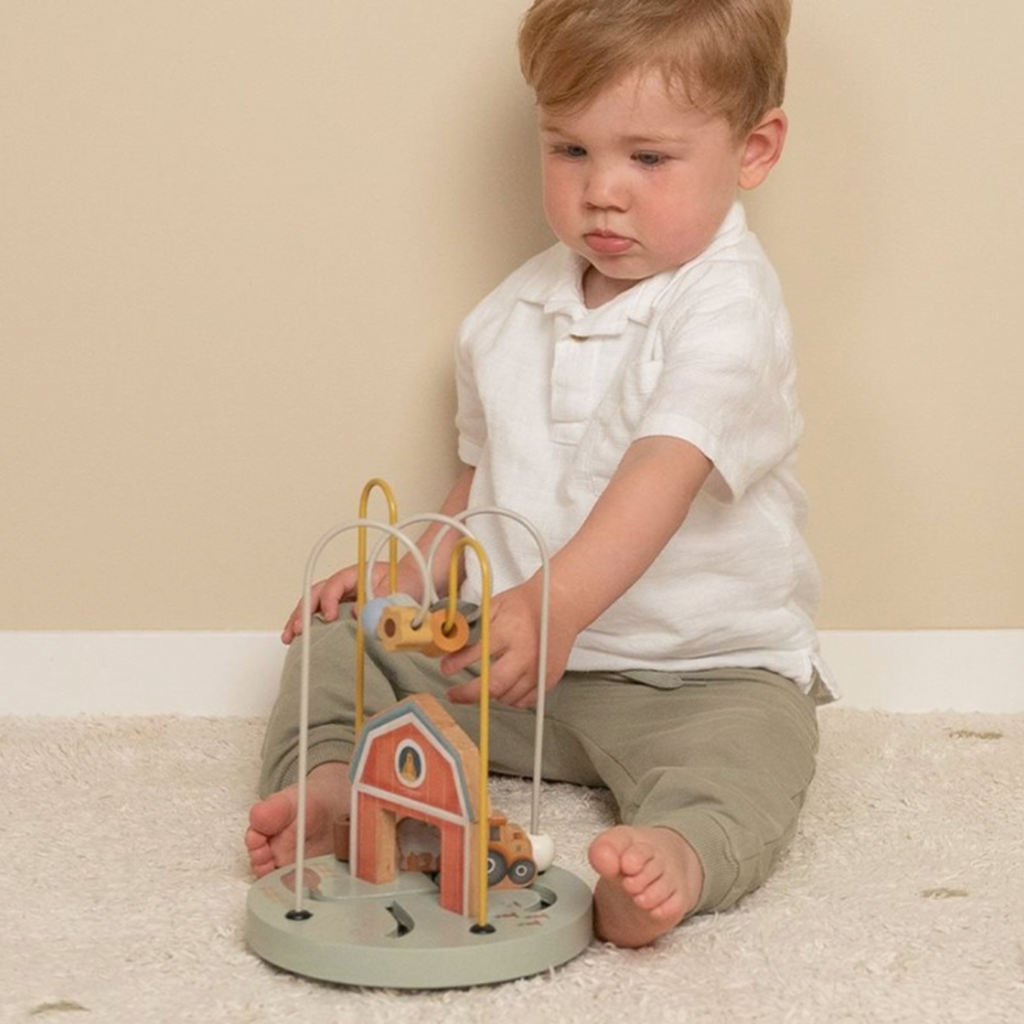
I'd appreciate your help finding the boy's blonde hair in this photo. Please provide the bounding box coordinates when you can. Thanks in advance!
[518,0,791,137]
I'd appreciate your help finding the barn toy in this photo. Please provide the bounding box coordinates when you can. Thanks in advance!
[246,480,594,988]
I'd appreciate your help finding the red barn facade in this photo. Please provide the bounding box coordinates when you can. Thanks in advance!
[348,693,483,916]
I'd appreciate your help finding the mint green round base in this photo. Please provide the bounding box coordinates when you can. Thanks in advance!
[246,855,594,989]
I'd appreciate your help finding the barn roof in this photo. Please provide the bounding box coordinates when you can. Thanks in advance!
[348,694,478,820]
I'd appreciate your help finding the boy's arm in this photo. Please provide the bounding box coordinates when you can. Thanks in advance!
[444,435,712,706]
[407,461,477,593]
[281,463,476,643]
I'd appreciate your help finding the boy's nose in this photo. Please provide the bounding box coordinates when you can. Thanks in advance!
[583,167,627,211]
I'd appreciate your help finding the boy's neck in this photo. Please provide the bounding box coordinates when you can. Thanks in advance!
[582,263,643,309]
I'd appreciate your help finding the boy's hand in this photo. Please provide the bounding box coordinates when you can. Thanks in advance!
[282,464,478,646]
[280,561,422,645]
[442,577,576,709]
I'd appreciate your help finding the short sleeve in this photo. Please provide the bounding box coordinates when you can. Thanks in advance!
[636,287,801,502]
[454,321,485,468]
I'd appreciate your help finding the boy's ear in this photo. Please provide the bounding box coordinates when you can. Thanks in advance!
[738,109,788,190]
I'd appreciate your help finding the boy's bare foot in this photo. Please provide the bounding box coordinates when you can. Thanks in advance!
[588,824,704,948]
[245,762,352,878]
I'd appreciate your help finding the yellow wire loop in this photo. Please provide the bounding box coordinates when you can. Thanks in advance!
[449,536,492,931]
[355,479,399,736]
[357,478,400,596]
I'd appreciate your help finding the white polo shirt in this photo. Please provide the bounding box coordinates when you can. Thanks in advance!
[455,202,836,696]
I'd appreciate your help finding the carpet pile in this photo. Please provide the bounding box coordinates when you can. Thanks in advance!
[2,709,1022,1022]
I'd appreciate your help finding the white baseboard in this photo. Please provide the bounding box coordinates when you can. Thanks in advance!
[817,630,1023,714]
[0,629,1021,716]
[0,631,286,716]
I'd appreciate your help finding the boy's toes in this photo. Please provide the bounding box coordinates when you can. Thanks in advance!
[619,838,659,879]
[244,826,267,853]
[630,871,673,909]
[588,824,640,877]
[620,854,664,897]
[249,853,276,878]
[245,829,277,876]
[248,789,297,837]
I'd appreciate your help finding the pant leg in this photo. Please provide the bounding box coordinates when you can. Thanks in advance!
[259,608,389,796]
[259,611,817,915]
[540,667,820,915]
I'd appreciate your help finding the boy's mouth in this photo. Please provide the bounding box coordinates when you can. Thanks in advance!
[584,231,634,255]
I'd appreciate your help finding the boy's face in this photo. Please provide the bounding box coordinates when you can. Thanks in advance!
[539,70,769,303]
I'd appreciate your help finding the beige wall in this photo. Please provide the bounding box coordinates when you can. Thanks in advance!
[2,1,1021,632]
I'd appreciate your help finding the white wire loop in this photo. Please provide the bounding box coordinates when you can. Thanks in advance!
[291,519,431,919]
[289,507,552,917]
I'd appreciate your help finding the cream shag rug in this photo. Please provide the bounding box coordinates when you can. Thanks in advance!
[2,709,1023,1024]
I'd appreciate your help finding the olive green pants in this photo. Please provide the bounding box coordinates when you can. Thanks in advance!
[258,607,820,915]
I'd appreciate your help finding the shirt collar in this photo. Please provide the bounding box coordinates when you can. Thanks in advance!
[518,201,747,339]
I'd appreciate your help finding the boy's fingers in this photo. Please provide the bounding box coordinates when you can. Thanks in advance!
[445,678,481,704]
[280,578,329,641]
[452,675,536,708]
[445,658,509,705]
[280,604,301,643]
[446,654,537,708]
[440,643,481,678]
[501,671,539,709]
[446,676,520,706]
[510,684,539,709]
[315,581,339,618]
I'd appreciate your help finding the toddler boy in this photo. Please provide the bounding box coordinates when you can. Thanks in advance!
[247,0,836,948]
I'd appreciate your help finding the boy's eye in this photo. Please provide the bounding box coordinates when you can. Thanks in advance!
[547,142,587,159]
[633,151,666,167]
